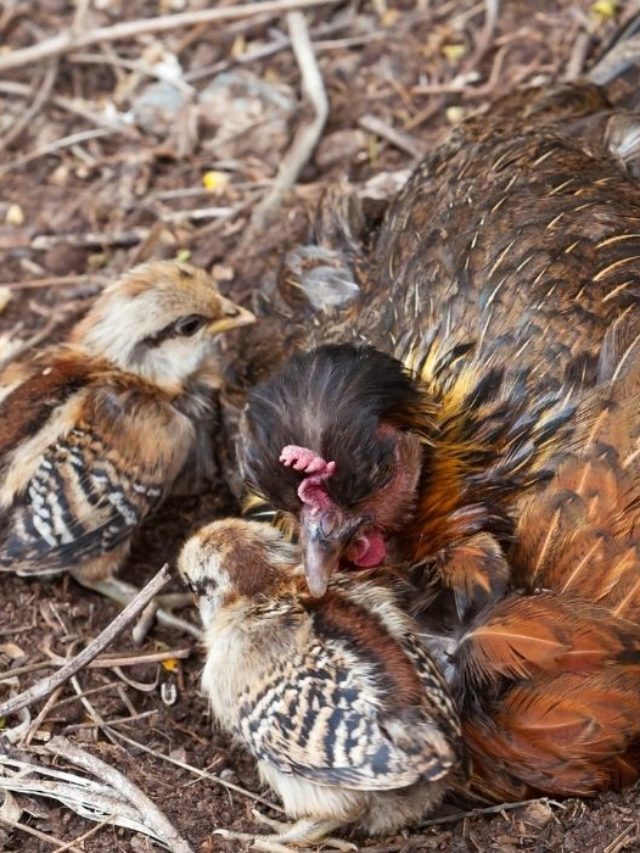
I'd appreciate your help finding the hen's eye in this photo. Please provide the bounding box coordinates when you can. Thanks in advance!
[175,314,206,337]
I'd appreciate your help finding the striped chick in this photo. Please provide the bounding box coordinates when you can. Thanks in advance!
[0,261,253,635]
[178,518,463,851]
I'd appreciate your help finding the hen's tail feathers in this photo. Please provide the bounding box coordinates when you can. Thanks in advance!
[457,590,640,799]
[463,667,640,799]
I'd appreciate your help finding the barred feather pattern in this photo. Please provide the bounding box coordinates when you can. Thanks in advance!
[185,519,464,834]
[1,426,164,576]
[231,586,460,792]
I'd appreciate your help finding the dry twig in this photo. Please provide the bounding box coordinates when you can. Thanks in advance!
[0,565,170,720]
[0,80,138,136]
[0,812,82,852]
[0,128,116,176]
[250,10,329,228]
[107,727,285,814]
[0,740,192,852]
[0,60,59,153]
[358,114,426,160]
[0,0,337,73]
[46,737,194,853]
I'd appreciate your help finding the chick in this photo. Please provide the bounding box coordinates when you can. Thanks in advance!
[178,518,463,851]
[0,261,253,634]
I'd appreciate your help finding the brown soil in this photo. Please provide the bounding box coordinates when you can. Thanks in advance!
[1,1,640,851]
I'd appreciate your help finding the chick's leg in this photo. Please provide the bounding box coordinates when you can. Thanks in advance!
[72,572,202,641]
[215,810,356,852]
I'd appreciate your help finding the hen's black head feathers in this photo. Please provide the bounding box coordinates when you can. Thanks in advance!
[241,344,421,512]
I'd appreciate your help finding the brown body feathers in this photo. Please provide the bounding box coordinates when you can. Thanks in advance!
[179,519,463,844]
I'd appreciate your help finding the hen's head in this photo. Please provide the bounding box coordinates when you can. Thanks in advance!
[241,344,424,596]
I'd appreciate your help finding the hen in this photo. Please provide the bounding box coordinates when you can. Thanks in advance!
[230,22,640,810]
[239,24,640,612]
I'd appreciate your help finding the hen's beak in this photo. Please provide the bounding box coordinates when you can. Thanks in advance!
[209,298,255,334]
[300,516,350,598]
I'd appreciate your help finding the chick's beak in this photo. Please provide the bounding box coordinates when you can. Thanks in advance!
[300,515,350,598]
[209,297,255,334]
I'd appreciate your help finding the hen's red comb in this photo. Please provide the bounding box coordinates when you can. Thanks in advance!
[280,445,336,511]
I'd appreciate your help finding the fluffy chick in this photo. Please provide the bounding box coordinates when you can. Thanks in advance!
[178,518,463,850]
[0,261,253,627]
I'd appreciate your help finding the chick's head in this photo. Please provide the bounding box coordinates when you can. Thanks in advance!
[72,261,254,388]
[178,518,300,625]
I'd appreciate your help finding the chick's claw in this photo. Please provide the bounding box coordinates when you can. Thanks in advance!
[215,811,357,852]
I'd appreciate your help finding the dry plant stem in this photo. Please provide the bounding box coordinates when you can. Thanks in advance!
[45,736,194,853]
[0,565,170,720]
[0,59,59,153]
[21,685,64,746]
[468,0,500,67]
[30,228,149,250]
[107,727,285,814]
[0,815,82,852]
[3,274,94,290]
[0,127,115,176]
[358,114,426,160]
[69,52,195,96]
[251,10,329,228]
[0,80,137,135]
[418,797,564,828]
[0,315,65,372]
[54,814,114,853]
[0,648,188,684]
[0,0,337,73]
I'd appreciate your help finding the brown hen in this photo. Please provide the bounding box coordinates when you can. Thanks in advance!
[239,25,640,612]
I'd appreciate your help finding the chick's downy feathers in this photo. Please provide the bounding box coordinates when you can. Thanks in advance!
[0,260,253,582]
[178,518,463,839]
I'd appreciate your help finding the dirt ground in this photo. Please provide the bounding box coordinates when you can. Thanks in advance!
[2,1,640,851]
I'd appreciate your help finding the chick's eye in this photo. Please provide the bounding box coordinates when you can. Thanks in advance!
[175,314,206,337]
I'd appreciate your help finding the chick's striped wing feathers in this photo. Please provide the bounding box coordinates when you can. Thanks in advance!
[238,595,458,791]
[1,384,193,575]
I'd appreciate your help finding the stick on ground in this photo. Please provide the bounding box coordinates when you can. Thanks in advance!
[0,0,337,74]
[0,564,171,720]
[250,9,329,229]
[45,736,194,853]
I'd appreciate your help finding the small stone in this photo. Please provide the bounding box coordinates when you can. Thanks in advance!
[315,129,367,169]
[5,204,24,226]
[446,105,466,125]
[133,81,188,135]
[169,747,187,763]
[521,799,554,829]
